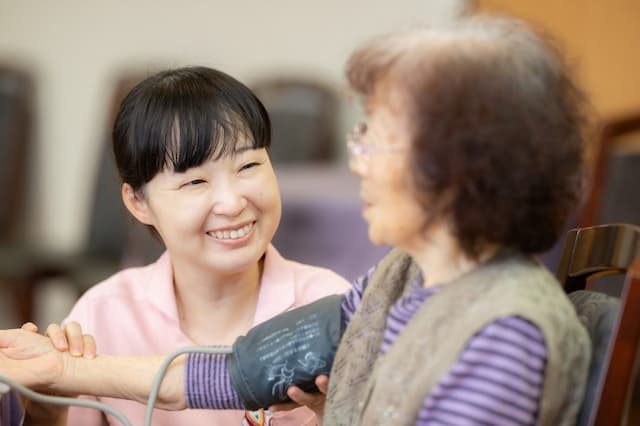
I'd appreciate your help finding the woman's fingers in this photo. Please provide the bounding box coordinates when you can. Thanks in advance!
[270,374,331,413]
[20,322,38,333]
[269,385,325,413]
[315,375,329,394]
[286,386,325,407]
[62,321,85,356]
[44,322,95,357]
[82,333,97,359]
[45,323,68,351]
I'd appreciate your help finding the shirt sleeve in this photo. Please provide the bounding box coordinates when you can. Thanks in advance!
[341,265,376,326]
[415,316,548,426]
[186,353,244,409]
[0,389,25,426]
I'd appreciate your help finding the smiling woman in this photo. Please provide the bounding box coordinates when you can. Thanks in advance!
[16,67,351,426]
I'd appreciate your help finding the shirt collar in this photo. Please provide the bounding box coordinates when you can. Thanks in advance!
[145,251,179,322]
[145,245,296,326]
[252,244,296,325]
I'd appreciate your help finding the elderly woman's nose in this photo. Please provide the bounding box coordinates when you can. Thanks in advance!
[348,155,367,176]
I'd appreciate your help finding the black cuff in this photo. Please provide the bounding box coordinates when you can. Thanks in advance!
[227,295,344,410]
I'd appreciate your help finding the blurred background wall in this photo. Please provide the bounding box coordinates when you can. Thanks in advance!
[0,0,467,326]
[0,0,638,328]
[0,0,465,254]
[474,0,640,119]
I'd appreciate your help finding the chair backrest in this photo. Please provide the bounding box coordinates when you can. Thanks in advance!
[251,77,340,165]
[85,73,164,265]
[0,67,34,241]
[542,115,640,276]
[580,114,640,227]
[557,223,640,426]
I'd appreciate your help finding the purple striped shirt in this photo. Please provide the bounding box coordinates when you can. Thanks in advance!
[186,267,547,425]
[0,390,24,426]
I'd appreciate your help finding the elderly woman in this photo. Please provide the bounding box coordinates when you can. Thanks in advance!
[0,15,590,426]
[321,14,590,424]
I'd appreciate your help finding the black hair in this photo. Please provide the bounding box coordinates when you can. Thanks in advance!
[113,66,271,191]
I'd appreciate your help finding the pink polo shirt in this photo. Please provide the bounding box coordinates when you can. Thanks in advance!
[63,245,350,426]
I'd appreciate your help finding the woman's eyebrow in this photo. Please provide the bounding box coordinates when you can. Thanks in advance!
[232,146,256,155]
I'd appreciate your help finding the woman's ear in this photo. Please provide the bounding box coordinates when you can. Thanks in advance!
[121,183,153,225]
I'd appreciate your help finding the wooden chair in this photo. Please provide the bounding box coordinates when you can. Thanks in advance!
[557,223,640,425]
[2,73,164,324]
[541,113,640,276]
[0,66,38,324]
[37,73,164,293]
[580,113,640,227]
[251,77,340,165]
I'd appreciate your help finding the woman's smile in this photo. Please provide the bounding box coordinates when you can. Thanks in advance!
[206,221,256,245]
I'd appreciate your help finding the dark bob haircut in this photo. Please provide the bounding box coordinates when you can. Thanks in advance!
[112,66,271,191]
[346,16,589,257]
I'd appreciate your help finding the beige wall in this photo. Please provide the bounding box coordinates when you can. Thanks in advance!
[0,0,466,252]
[474,0,640,119]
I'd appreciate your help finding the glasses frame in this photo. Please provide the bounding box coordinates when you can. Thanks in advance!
[346,122,406,168]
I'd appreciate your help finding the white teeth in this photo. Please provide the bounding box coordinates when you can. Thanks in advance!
[210,223,253,241]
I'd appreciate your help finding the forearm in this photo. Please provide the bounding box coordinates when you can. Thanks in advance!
[52,354,187,410]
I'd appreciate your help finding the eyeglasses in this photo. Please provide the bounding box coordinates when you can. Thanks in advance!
[346,122,406,168]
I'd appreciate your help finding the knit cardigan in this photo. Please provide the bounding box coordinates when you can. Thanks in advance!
[324,249,591,426]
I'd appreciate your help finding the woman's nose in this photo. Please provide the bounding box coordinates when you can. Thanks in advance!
[348,155,367,177]
[211,183,247,216]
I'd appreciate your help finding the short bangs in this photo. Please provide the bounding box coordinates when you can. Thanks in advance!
[114,67,271,189]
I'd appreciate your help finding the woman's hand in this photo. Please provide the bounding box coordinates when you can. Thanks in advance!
[3,326,186,406]
[0,326,66,390]
[41,321,96,359]
[269,375,330,423]
[11,322,95,423]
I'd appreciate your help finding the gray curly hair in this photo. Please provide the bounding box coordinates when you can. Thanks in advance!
[347,15,590,257]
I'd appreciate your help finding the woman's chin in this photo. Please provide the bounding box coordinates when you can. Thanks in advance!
[367,228,387,247]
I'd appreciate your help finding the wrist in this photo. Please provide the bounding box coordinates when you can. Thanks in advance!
[47,352,90,396]
[150,354,187,410]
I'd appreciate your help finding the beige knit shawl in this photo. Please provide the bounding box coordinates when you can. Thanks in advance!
[324,249,590,426]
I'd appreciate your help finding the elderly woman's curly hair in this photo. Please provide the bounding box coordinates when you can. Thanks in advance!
[346,15,590,258]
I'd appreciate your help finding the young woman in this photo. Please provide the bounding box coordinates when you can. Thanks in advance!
[14,66,350,426]
[0,15,591,425]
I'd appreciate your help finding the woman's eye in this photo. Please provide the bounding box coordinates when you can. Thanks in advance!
[182,179,206,187]
[240,162,260,172]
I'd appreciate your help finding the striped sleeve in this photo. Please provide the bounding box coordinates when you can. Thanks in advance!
[341,265,376,324]
[416,316,547,426]
[185,353,244,409]
[0,389,25,426]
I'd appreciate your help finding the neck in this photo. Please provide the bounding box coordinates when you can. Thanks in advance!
[407,223,498,288]
[172,260,262,345]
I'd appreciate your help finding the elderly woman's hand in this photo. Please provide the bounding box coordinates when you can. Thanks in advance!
[269,374,330,423]
[0,326,66,391]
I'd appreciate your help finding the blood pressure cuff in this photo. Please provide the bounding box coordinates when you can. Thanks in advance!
[226,294,344,410]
